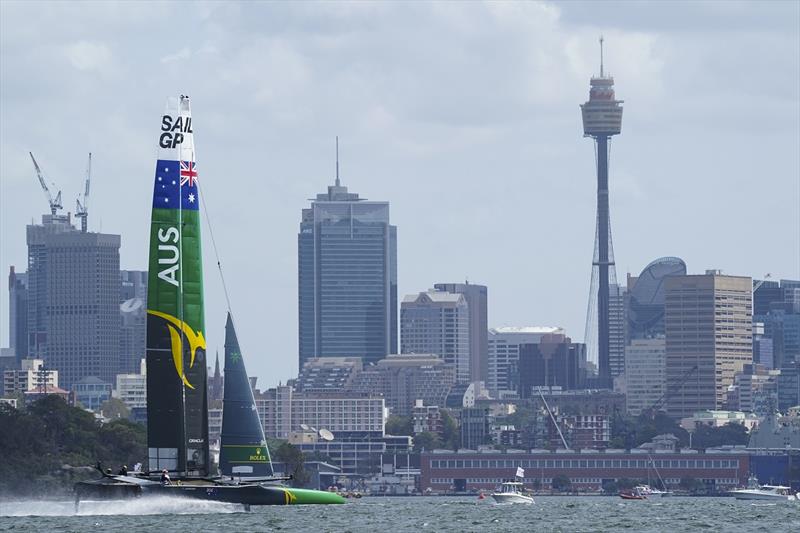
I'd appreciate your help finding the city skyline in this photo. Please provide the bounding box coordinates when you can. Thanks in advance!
[1,2,798,388]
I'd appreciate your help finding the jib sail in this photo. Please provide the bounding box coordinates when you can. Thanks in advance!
[220,313,273,478]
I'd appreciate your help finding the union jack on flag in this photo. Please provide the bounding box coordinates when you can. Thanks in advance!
[180,160,198,187]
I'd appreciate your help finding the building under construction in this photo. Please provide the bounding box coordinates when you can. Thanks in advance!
[19,153,121,389]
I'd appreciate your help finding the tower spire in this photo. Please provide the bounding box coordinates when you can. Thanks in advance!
[335,136,340,187]
[599,35,604,77]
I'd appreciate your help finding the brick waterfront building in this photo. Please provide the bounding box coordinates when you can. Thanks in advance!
[420,450,749,493]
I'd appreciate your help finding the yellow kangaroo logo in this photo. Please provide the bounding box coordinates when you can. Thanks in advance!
[148,310,206,389]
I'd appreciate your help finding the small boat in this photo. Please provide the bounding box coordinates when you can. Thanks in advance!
[731,475,799,501]
[491,482,534,504]
[491,467,534,504]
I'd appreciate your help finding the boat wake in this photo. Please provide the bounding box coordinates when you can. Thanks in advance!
[0,496,241,517]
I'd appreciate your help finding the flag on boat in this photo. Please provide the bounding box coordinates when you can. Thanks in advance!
[516,466,525,479]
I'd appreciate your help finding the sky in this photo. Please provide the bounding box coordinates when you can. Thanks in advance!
[1,1,798,389]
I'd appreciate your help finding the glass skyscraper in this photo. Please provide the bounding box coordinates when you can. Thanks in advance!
[298,179,397,368]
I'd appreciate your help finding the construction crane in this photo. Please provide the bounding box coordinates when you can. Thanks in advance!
[753,274,772,293]
[75,153,91,232]
[29,152,62,216]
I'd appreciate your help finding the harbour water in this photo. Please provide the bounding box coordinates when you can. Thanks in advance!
[1,496,798,532]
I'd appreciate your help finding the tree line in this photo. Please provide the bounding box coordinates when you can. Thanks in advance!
[0,396,146,496]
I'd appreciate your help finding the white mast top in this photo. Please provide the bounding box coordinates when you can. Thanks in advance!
[599,35,605,77]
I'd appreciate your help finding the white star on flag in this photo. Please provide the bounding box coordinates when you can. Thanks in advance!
[188,193,195,203]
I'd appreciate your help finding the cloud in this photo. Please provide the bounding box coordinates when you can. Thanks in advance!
[160,47,191,64]
[64,41,112,71]
[0,1,797,385]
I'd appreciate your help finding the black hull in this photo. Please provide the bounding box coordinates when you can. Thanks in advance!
[75,479,297,506]
[73,473,345,505]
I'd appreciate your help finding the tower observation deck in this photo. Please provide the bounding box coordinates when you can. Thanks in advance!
[581,37,623,387]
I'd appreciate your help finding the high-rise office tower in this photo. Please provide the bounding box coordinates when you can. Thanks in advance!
[119,270,147,375]
[26,214,121,388]
[350,353,456,416]
[8,266,28,362]
[298,148,397,368]
[626,257,687,340]
[665,271,752,418]
[401,289,471,383]
[608,283,626,378]
[487,326,565,398]
[622,257,686,411]
[517,334,588,398]
[581,38,623,387]
[754,279,800,371]
[434,282,488,383]
[120,270,147,301]
[624,338,666,416]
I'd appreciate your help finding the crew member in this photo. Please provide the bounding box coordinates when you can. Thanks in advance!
[161,469,172,485]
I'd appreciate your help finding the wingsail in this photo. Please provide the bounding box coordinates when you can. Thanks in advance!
[146,96,209,476]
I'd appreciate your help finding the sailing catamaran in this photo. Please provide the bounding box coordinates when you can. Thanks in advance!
[74,96,344,507]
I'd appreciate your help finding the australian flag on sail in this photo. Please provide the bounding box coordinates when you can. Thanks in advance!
[152,159,199,210]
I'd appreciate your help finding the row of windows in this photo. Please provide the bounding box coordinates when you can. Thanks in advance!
[431,477,742,487]
[430,458,740,469]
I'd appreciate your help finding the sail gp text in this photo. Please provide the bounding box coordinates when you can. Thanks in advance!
[160,115,193,148]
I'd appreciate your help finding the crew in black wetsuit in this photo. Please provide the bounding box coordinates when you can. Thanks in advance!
[118,465,128,476]
[161,469,171,485]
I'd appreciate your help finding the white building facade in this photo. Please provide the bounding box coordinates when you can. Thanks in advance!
[114,358,146,410]
[3,358,58,394]
[255,385,387,440]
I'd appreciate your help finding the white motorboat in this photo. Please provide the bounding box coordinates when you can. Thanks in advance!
[731,476,798,501]
[491,482,534,504]
[634,484,673,498]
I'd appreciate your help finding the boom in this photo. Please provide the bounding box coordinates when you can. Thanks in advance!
[29,152,62,216]
[76,152,91,232]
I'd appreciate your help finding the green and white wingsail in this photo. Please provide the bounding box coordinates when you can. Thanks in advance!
[146,96,209,476]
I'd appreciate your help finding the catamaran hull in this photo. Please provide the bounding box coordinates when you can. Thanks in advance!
[74,480,345,505]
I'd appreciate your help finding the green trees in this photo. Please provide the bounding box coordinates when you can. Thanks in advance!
[389,410,459,450]
[385,415,413,436]
[440,410,460,450]
[413,431,441,452]
[273,442,309,488]
[0,396,146,496]
[690,423,749,449]
[99,398,130,420]
[610,411,689,449]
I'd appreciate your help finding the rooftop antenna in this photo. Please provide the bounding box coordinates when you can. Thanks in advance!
[599,35,605,77]
[335,136,340,187]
